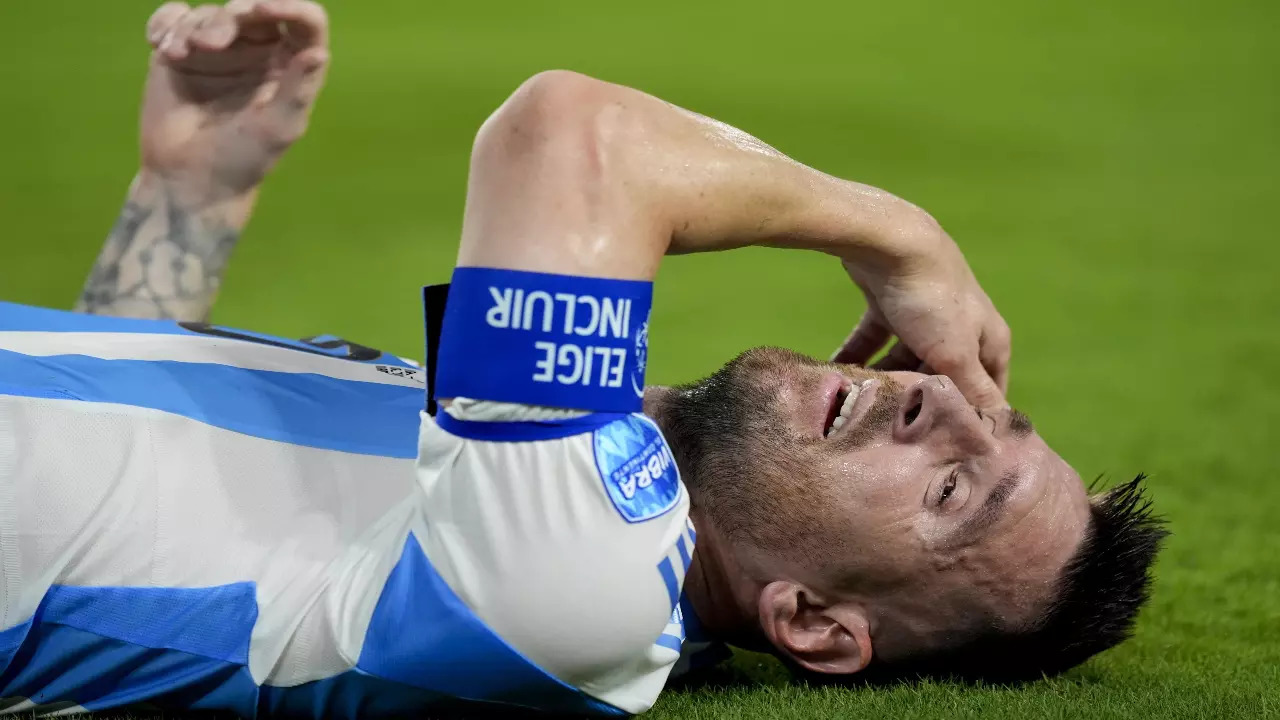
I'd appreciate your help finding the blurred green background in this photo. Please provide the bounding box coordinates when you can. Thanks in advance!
[1,0,1278,717]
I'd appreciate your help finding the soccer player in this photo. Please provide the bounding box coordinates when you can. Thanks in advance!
[0,2,1167,717]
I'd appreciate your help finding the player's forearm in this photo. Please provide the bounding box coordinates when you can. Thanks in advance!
[76,172,258,321]
[623,93,940,271]
[459,71,940,283]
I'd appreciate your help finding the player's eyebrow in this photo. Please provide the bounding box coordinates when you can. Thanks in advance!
[1007,408,1034,438]
[943,468,1022,550]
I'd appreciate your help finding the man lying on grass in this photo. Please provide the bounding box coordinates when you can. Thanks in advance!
[0,1,1167,717]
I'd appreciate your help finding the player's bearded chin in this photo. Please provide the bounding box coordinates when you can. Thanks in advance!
[644,350,825,524]
[645,349,900,528]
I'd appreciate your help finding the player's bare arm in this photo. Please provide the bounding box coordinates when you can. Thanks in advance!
[460,71,1011,409]
[76,0,328,322]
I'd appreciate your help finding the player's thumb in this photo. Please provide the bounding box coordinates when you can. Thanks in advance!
[266,46,329,138]
[831,313,891,365]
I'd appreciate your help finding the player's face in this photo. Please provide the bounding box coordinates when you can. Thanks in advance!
[654,347,1091,659]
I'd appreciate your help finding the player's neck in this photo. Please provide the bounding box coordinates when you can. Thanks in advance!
[647,385,760,641]
[683,511,760,644]
[641,384,675,424]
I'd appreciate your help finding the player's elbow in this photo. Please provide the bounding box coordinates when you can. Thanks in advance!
[487,69,619,128]
[471,70,640,190]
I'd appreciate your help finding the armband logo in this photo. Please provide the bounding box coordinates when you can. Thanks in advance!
[631,312,649,399]
[593,414,681,523]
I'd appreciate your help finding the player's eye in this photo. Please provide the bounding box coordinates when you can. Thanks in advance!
[937,469,959,507]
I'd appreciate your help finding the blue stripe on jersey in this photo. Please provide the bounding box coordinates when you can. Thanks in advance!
[434,411,626,442]
[680,595,710,645]
[262,665,632,720]
[0,625,258,715]
[0,349,422,458]
[356,533,626,716]
[1,566,630,718]
[0,619,32,678]
[671,595,732,675]
[259,669,445,720]
[657,557,680,612]
[676,534,692,573]
[0,585,258,715]
[0,380,73,402]
[0,301,197,335]
[0,302,418,370]
[655,633,683,653]
[40,584,257,663]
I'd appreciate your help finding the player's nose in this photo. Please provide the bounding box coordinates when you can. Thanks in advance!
[894,375,994,452]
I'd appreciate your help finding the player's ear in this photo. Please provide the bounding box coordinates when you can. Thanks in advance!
[757,580,871,675]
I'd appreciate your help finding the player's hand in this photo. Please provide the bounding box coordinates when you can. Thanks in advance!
[832,225,1011,411]
[141,0,330,203]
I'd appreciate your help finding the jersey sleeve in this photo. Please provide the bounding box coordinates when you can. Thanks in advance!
[415,405,693,714]
[414,272,692,714]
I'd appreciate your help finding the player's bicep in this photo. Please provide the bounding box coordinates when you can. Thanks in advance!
[438,73,677,415]
[458,71,668,282]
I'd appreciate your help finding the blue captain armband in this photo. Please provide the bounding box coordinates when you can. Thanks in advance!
[434,267,653,413]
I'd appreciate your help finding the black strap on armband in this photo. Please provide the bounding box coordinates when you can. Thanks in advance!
[422,283,451,417]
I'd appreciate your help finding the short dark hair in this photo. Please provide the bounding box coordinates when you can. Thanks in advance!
[834,474,1168,685]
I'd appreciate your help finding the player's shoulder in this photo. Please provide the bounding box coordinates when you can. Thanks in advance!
[418,404,692,712]
[429,403,683,525]
[0,301,424,385]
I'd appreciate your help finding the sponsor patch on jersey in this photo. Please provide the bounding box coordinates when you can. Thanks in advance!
[593,414,681,523]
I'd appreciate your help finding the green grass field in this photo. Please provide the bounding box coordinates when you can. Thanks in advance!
[2,0,1279,717]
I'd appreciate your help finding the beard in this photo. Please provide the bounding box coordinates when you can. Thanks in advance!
[649,347,901,552]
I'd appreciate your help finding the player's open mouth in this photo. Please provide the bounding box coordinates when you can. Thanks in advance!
[823,378,881,438]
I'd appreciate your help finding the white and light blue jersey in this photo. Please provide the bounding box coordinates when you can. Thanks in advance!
[0,297,706,717]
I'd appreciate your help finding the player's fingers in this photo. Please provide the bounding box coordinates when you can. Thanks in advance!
[189,5,239,51]
[160,4,220,60]
[147,2,190,47]
[831,312,891,365]
[274,46,330,109]
[929,348,1008,411]
[979,320,1012,395]
[249,0,329,49]
[225,0,280,43]
[870,341,920,372]
[262,45,329,140]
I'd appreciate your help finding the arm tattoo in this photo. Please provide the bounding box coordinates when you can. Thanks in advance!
[76,178,241,322]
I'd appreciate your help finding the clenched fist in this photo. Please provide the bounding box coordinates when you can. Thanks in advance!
[141,0,330,202]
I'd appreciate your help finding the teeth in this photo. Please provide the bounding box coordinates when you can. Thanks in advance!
[826,381,864,436]
[840,384,862,418]
[839,381,860,415]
